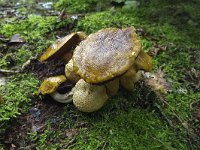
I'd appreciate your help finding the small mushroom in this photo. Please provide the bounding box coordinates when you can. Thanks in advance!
[65,59,80,83]
[38,27,153,112]
[135,50,152,71]
[120,67,141,91]
[105,78,119,96]
[73,79,108,112]
[39,32,86,62]
[38,75,73,103]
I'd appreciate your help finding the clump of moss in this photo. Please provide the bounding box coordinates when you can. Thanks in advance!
[71,109,188,150]
[75,9,139,34]
[0,74,39,136]
[0,45,33,69]
[54,0,112,13]
[0,15,73,69]
[1,15,58,43]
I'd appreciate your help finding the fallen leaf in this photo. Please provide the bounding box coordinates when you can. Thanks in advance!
[0,95,4,104]
[186,68,200,90]
[148,42,167,56]
[192,110,200,121]
[0,76,7,86]
[9,34,26,43]
[11,143,16,148]
[144,68,172,93]
[66,128,79,139]
[29,107,41,118]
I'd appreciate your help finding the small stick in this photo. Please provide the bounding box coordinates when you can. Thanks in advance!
[0,57,37,75]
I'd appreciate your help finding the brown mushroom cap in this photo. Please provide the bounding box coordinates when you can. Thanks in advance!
[40,32,86,62]
[38,75,66,95]
[73,27,141,84]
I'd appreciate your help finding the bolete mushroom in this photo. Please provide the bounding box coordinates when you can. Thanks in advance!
[38,27,153,112]
[38,75,73,103]
[72,27,152,90]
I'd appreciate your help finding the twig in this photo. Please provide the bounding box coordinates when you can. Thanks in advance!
[0,57,37,75]
[101,141,107,150]
[0,69,20,74]
[156,92,194,150]
[154,103,173,127]
[156,92,183,123]
[63,138,76,149]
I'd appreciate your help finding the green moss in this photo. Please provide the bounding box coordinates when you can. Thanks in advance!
[75,9,139,34]
[71,1,200,149]
[0,46,33,69]
[0,15,73,69]
[1,15,58,43]
[54,0,111,13]
[0,0,200,149]
[71,109,187,150]
[0,74,39,135]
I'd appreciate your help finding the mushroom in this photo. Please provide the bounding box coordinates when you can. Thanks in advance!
[105,78,119,96]
[65,59,80,83]
[68,27,152,111]
[39,32,86,62]
[38,27,153,112]
[72,27,152,91]
[38,75,73,103]
[73,79,108,112]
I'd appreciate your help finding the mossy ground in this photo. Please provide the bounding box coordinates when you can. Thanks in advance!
[0,0,200,149]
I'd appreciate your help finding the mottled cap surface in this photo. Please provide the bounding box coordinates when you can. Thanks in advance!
[73,27,142,83]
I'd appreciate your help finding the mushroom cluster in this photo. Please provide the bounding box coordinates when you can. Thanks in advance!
[38,27,152,112]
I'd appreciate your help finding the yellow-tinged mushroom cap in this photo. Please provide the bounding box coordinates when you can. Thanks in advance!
[38,75,66,95]
[73,79,108,112]
[135,50,152,71]
[65,59,80,83]
[73,27,142,84]
[40,32,86,62]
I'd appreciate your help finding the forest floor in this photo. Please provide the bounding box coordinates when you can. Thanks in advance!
[0,0,200,149]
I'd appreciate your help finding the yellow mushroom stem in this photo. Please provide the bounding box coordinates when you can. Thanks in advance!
[135,50,152,71]
[120,67,141,91]
[105,78,119,97]
[73,79,108,112]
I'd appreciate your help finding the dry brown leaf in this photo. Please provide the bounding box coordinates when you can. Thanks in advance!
[9,34,26,43]
[66,128,79,139]
[144,68,172,93]
[192,110,200,121]
[148,42,167,56]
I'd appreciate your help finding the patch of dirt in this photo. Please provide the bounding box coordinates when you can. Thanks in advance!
[3,96,79,149]
[24,58,66,81]
[3,99,52,149]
